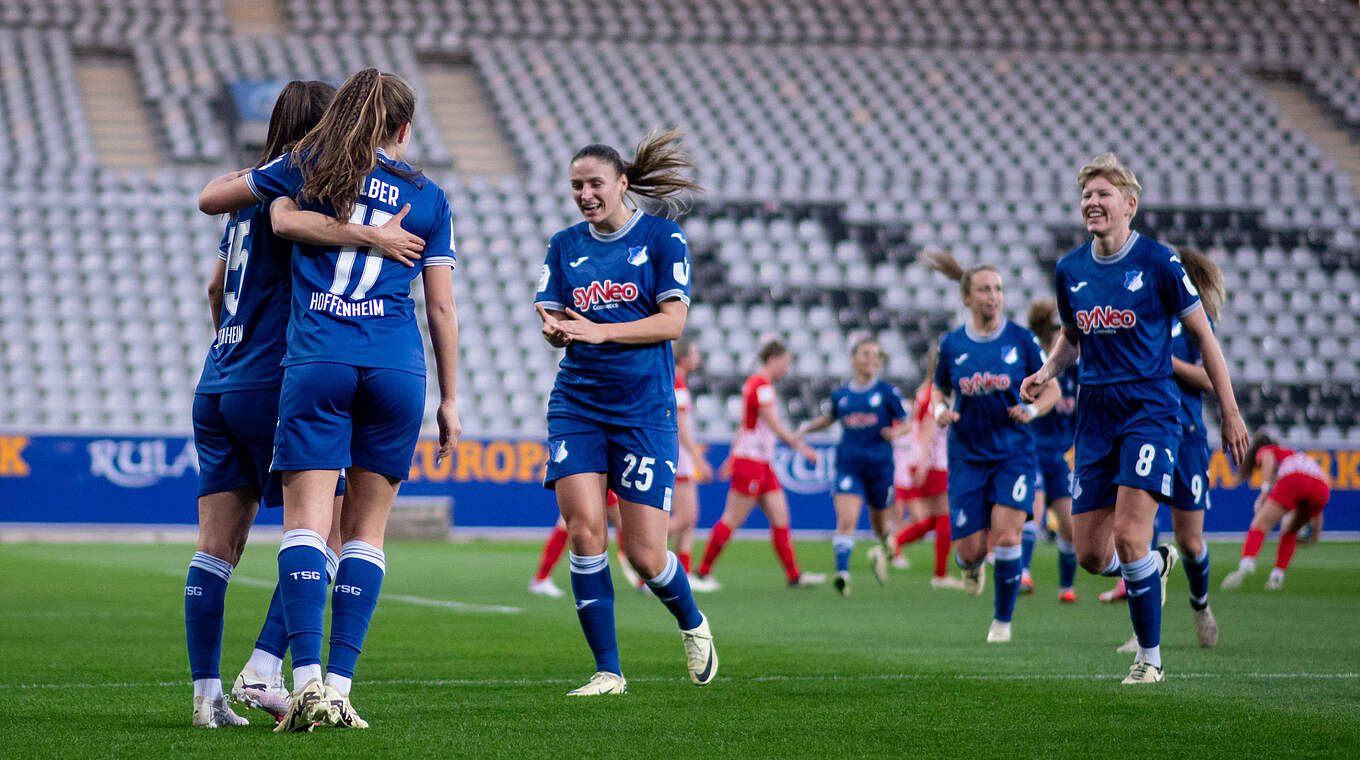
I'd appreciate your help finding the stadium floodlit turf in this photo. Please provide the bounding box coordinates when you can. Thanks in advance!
[2,539,1357,758]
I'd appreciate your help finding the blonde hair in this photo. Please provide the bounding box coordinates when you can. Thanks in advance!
[1077,152,1141,200]
[1174,246,1225,322]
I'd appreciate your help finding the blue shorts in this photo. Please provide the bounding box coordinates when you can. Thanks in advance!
[1170,429,1211,512]
[544,414,678,510]
[1035,447,1072,503]
[947,456,1036,540]
[833,459,895,511]
[194,388,284,508]
[272,362,425,481]
[1071,379,1181,514]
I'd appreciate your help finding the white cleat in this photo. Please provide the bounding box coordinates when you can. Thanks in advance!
[529,577,565,598]
[986,619,1012,643]
[680,614,718,686]
[790,571,827,587]
[320,684,369,729]
[866,545,888,586]
[566,671,627,696]
[1116,634,1139,653]
[833,570,851,596]
[891,555,910,570]
[1265,572,1285,591]
[930,575,968,590]
[1194,606,1219,647]
[1156,544,1179,608]
[1121,661,1165,684]
[1220,566,1251,590]
[232,664,290,719]
[273,679,336,733]
[687,573,720,593]
[961,564,986,596]
[192,694,249,728]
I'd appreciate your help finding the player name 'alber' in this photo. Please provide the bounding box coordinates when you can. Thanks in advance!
[309,291,385,318]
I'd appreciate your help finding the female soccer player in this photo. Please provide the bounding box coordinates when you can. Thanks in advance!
[927,251,1059,643]
[1023,298,1079,603]
[200,68,460,728]
[799,336,907,595]
[695,339,826,589]
[1021,153,1248,683]
[671,335,717,588]
[1221,434,1330,591]
[534,130,715,696]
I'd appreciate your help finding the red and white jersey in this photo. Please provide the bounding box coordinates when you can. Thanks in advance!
[675,376,695,478]
[732,373,778,463]
[1260,444,1326,482]
[892,422,921,488]
[912,385,948,472]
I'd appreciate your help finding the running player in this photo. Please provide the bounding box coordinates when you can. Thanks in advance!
[1024,298,1079,603]
[671,335,717,589]
[1021,153,1248,683]
[1221,434,1330,591]
[695,339,827,589]
[926,251,1059,643]
[799,336,908,595]
[534,130,715,696]
[529,491,630,597]
[199,68,460,728]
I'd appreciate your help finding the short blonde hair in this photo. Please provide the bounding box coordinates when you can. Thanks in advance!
[1077,152,1141,200]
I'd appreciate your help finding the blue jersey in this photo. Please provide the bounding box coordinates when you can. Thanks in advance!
[1030,364,1078,456]
[934,321,1046,463]
[828,378,907,467]
[1170,316,1210,446]
[247,147,457,373]
[195,202,291,393]
[1055,232,1202,386]
[535,210,690,431]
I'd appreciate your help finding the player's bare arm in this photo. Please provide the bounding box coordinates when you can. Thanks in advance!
[1009,376,1060,423]
[535,303,571,347]
[1021,327,1079,402]
[556,299,687,345]
[206,258,226,334]
[270,197,425,267]
[423,266,461,462]
[931,386,960,426]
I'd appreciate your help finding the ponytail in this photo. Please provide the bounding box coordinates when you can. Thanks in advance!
[257,80,335,168]
[1027,297,1061,349]
[1174,245,1225,322]
[1238,432,1276,482]
[571,129,702,217]
[922,248,997,297]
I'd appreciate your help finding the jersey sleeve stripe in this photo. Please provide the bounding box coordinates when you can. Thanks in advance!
[421,255,457,268]
[1176,301,1204,319]
[536,299,565,310]
[656,289,690,305]
[245,172,268,203]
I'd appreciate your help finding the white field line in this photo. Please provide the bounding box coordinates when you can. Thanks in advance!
[162,569,521,614]
[3,672,1357,690]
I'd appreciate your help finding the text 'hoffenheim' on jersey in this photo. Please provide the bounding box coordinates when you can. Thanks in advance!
[196,202,292,394]
[1171,315,1211,445]
[247,147,457,374]
[1030,364,1078,455]
[1055,232,1202,386]
[829,378,907,467]
[934,321,1045,463]
[535,210,690,431]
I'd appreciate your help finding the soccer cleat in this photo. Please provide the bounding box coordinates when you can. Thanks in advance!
[866,545,888,586]
[1116,634,1139,653]
[1058,589,1078,604]
[961,564,985,596]
[1220,567,1250,590]
[789,571,827,588]
[274,679,337,733]
[1156,544,1179,609]
[566,671,627,696]
[680,614,717,686]
[231,665,290,719]
[1121,661,1165,684]
[1264,574,1285,591]
[833,570,851,596]
[192,694,250,728]
[687,573,720,593]
[1099,578,1127,603]
[986,619,1012,643]
[930,575,967,590]
[1019,571,1035,595]
[1194,606,1219,647]
[528,577,565,598]
[320,684,368,728]
[890,554,910,570]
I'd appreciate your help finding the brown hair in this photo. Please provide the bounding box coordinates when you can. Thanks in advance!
[758,338,788,364]
[1238,432,1276,482]
[1027,297,1061,349]
[850,334,878,356]
[257,80,335,168]
[922,249,999,297]
[673,334,694,363]
[1174,246,1225,322]
[571,129,703,217]
[291,68,416,221]
[1078,152,1141,200]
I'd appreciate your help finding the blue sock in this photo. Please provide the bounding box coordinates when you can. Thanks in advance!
[569,552,620,676]
[256,546,336,660]
[993,544,1023,623]
[1123,551,1163,652]
[645,551,703,630]
[1056,537,1077,590]
[1020,522,1038,572]
[185,551,233,681]
[277,529,329,673]
[832,534,854,574]
[1183,545,1210,610]
[327,541,385,680]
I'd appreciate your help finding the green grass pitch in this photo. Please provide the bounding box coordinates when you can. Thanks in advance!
[2,538,1358,758]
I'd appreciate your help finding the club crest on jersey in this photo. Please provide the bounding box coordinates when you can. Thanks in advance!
[1002,346,1018,364]
[573,279,639,310]
[1074,305,1137,334]
[958,372,1011,395]
[1124,270,1144,292]
[627,246,649,266]
[869,392,881,407]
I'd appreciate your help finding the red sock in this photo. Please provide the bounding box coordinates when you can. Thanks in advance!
[677,551,692,574]
[534,525,568,582]
[770,525,801,582]
[1275,532,1298,570]
[894,516,933,549]
[1242,528,1265,560]
[933,514,952,578]
[698,520,732,576]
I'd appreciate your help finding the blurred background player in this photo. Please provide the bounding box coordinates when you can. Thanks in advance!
[1023,298,1079,603]
[1222,433,1330,591]
[534,131,715,696]
[671,335,717,590]
[798,336,908,595]
[200,68,461,729]
[696,339,826,589]
[1021,154,1248,684]
[529,491,637,597]
[926,251,1059,643]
